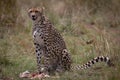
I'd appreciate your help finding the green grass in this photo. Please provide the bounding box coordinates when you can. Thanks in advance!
[0,25,120,80]
[0,0,120,80]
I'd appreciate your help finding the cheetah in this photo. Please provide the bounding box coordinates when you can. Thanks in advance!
[28,7,113,75]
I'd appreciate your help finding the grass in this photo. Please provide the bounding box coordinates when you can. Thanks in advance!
[0,24,120,80]
[0,0,120,80]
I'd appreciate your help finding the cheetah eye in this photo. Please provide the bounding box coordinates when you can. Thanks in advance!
[29,10,32,13]
[35,10,39,13]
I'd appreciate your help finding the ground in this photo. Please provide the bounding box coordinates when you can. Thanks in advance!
[0,0,120,80]
[0,25,120,80]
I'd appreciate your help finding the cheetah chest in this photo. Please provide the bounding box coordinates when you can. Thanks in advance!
[33,30,44,45]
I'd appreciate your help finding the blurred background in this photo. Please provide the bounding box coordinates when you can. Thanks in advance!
[0,0,120,80]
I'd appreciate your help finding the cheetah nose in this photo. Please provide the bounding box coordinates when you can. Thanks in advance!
[32,15,35,18]
[31,15,37,20]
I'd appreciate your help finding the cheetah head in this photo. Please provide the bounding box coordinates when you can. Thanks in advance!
[28,7,44,21]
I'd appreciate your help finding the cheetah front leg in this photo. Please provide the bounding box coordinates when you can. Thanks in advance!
[43,48,57,75]
[34,43,44,74]
[34,45,54,75]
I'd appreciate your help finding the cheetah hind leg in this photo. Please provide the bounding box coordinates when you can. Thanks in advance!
[56,63,65,73]
[55,49,72,74]
[61,49,72,71]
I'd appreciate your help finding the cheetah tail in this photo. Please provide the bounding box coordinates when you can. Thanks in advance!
[73,56,114,70]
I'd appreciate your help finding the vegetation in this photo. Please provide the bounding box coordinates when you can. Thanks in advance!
[0,0,120,80]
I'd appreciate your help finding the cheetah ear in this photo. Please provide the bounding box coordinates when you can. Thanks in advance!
[38,7,45,13]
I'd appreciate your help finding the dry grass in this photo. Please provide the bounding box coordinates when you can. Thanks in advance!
[0,0,120,80]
